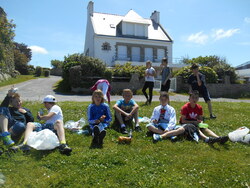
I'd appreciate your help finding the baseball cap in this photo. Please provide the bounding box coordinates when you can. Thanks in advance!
[43,95,57,103]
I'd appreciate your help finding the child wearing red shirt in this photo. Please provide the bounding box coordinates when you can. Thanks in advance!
[180,91,228,144]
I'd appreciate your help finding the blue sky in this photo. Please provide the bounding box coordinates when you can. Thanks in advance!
[1,0,250,68]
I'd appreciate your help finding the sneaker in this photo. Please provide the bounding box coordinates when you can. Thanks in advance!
[206,137,220,144]
[210,114,217,119]
[1,132,15,146]
[121,127,128,134]
[58,144,72,155]
[17,144,31,153]
[219,136,229,144]
[98,130,106,145]
[153,134,162,142]
[146,131,153,137]
[135,126,142,132]
[92,125,100,144]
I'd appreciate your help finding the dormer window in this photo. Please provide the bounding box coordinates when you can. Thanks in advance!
[102,42,111,51]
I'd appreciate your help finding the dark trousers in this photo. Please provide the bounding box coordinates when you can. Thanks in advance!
[161,80,171,92]
[142,81,154,103]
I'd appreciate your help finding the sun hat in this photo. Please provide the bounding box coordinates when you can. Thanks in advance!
[43,95,57,103]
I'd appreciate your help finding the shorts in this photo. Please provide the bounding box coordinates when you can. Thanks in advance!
[146,122,169,131]
[33,122,55,132]
[0,107,26,136]
[199,88,211,102]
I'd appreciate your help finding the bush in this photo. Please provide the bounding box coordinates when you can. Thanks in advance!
[44,70,50,77]
[62,53,111,90]
[174,66,218,83]
[35,66,42,77]
[112,62,145,78]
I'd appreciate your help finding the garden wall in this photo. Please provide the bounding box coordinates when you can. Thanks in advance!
[71,73,144,94]
[175,76,250,98]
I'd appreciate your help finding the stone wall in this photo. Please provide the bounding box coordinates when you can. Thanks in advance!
[50,68,62,76]
[175,76,250,98]
[71,73,144,94]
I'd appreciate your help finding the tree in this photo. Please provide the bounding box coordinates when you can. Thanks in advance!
[181,55,238,83]
[51,59,63,69]
[13,42,32,74]
[14,42,32,61]
[0,7,15,73]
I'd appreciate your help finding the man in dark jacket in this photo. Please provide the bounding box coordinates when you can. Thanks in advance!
[0,89,34,146]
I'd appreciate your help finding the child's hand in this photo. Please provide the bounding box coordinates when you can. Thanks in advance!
[99,115,106,122]
[152,119,158,124]
[18,108,27,114]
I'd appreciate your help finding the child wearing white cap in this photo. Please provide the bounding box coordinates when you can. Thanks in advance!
[14,95,72,155]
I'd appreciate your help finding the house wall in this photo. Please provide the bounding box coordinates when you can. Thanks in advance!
[94,35,172,66]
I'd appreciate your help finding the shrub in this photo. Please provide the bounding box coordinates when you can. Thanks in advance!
[112,62,145,78]
[62,53,110,90]
[44,70,50,77]
[35,66,42,77]
[174,65,218,83]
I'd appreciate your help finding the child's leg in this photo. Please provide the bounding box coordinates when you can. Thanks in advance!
[207,101,213,115]
[148,82,154,103]
[23,122,36,144]
[115,111,125,127]
[0,115,9,133]
[201,128,219,137]
[146,123,165,134]
[142,83,149,101]
[132,109,139,125]
[54,120,66,143]
[161,127,185,138]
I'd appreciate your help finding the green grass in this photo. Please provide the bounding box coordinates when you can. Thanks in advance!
[0,75,37,88]
[0,101,250,187]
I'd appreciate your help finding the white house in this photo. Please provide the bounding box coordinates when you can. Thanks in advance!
[235,61,250,82]
[84,1,176,68]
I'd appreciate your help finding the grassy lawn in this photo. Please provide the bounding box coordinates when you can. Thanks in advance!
[0,101,249,187]
[0,75,38,88]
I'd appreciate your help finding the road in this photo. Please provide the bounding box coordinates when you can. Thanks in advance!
[0,76,249,103]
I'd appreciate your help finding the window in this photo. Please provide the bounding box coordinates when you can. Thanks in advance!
[102,42,111,51]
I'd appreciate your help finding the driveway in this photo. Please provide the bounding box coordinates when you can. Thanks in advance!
[0,76,249,103]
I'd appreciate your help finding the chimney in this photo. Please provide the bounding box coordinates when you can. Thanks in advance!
[150,10,160,24]
[87,1,94,17]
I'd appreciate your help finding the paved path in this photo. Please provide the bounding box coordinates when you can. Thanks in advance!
[0,76,250,103]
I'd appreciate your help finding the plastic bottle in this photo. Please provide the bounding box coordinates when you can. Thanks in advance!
[39,108,44,116]
[129,129,132,138]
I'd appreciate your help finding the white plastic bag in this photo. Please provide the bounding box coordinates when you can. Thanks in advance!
[64,118,86,131]
[138,117,151,123]
[27,129,60,150]
[228,126,249,143]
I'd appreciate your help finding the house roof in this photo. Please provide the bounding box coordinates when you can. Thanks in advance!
[235,61,250,70]
[91,10,172,42]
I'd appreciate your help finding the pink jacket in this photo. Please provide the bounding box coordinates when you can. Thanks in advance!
[90,79,111,103]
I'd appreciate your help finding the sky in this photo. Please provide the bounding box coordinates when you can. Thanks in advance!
[1,0,250,68]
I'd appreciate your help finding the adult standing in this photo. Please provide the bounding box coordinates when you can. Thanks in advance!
[188,64,216,119]
[142,61,156,105]
[160,57,172,92]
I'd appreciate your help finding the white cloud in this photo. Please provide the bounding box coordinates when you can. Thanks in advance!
[29,45,48,54]
[244,17,250,24]
[187,31,209,45]
[212,28,240,40]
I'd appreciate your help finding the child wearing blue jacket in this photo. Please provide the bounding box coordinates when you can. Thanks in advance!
[87,89,112,146]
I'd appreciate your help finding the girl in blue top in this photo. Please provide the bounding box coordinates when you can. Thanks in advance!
[87,89,112,146]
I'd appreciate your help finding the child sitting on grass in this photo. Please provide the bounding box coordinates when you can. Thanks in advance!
[180,90,228,144]
[87,89,112,147]
[113,89,141,134]
[146,92,185,142]
[15,95,72,155]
